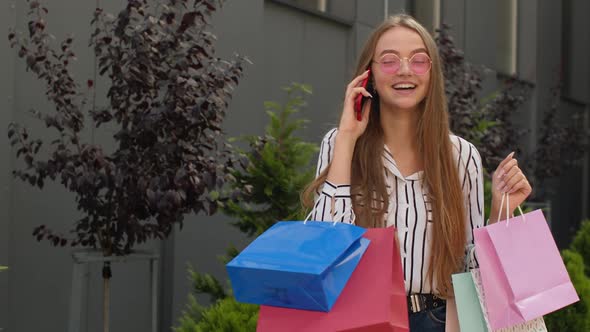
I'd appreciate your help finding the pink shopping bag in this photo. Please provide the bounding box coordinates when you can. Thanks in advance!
[471,269,548,331]
[474,203,579,330]
[256,227,409,332]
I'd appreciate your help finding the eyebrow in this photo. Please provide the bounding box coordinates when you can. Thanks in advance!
[378,48,428,56]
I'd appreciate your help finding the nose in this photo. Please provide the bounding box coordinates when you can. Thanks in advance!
[397,59,411,76]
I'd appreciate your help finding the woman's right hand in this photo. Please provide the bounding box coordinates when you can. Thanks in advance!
[326,71,372,185]
[338,70,373,142]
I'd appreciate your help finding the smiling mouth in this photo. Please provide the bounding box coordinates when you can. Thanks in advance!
[392,83,416,91]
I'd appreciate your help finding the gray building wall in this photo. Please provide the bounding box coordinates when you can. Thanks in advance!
[0,0,17,328]
[1,0,588,331]
[552,0,590,246]
[442,0,589,246]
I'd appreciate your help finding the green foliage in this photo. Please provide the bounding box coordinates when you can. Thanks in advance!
[188,265,227,303]
[221,246,240,264]
[544,220,590,330]
[544,250,590,332]
[175,83,319,330]
[224,82,319,236]
[0,266,7,271]
[174,295,259,332]
[571,220,590,276]
[175,294,206,331]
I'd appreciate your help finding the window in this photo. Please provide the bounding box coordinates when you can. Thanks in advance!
[293,0,328,12]
[496,0,518,75]
[268,0,354,24]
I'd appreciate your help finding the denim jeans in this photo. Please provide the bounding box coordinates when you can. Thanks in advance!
[408,305,446,331]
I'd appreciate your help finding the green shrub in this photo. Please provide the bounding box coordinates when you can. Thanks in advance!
[174,83,318,329]
[222,82,318,236]
[188,265,228,304]
[571,220,590,275]
[544,249,590,331]
[174,295,258,332]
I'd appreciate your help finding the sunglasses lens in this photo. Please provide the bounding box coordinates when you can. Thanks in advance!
[377,53,431,75]
[379,55,400,74]
[410,54,431,75]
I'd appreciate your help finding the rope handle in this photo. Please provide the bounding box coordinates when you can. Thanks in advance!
[496,192,526,227]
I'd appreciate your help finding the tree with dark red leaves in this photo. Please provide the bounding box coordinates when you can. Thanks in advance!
[8,1,248,331]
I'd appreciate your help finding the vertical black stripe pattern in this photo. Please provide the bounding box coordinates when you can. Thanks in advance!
[408,180,419,294]
[468,177,475,243]
[320,197,327,221]
[465,145,475,241]
[419,182,428,293]
[316,136,326,176]
[462,143,473,189]
[312,198,321,220]
[394,179,399,228]
[472,154,482,216]
[457,136,463,170]
[326,129,336,167]
[309,131,486,294]
[403,183,409,282]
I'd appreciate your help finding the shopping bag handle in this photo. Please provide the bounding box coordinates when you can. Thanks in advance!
[304,210,314,223]
[464,244,476,271]
[496,192,526,227]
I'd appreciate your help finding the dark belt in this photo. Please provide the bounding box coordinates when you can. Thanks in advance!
[407,293,446,313]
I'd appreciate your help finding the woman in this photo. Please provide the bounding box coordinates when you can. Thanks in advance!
[302,14,532,331]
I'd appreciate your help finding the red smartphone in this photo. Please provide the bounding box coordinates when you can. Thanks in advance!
[354,69,372,121]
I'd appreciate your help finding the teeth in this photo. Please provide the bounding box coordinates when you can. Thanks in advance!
[393,83,416,89]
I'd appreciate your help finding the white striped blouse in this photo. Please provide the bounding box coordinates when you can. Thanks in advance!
[311,128,484,295]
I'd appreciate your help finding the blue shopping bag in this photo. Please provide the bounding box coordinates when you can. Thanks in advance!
[226,220,370,312]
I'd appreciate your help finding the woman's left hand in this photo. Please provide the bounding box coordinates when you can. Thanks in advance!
[490,152,533,222]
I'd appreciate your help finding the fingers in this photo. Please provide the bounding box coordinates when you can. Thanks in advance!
[498,166,521,193]
[344,86,373,113]
[496,151,515,177]
[338,70,373,136]
[345,70,370,95]
[349,87,373,99]
[508,177,532,195]
[496,160,532,195]
[346,75,369,96]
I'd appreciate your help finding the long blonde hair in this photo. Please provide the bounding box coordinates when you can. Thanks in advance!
[302,14,465,298]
